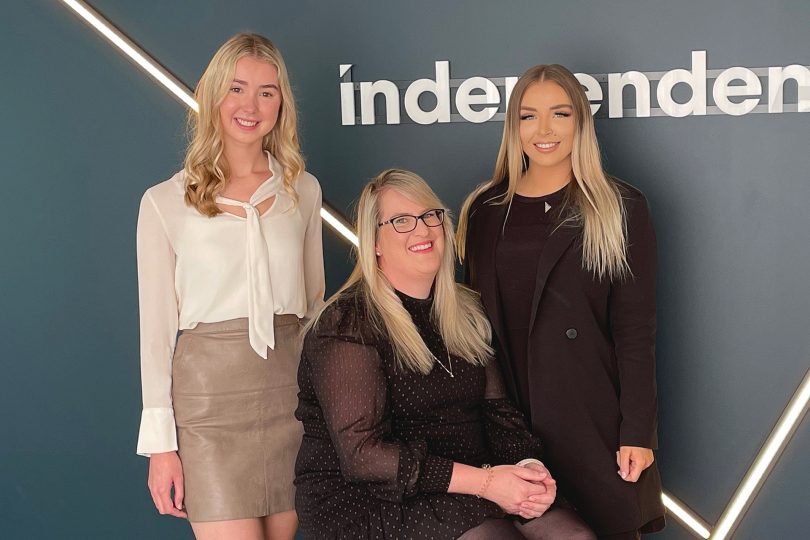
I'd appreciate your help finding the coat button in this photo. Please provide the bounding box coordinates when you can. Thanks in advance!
[565,328,578,339]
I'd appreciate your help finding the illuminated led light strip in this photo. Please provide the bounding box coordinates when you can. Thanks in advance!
[662,491,711,539]
[59,0,358,247]
[710,367,810,540]
[321,207,358,246]
[54,1,810,537]
[59,0,198,112]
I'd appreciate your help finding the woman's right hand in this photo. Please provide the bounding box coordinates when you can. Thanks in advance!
[147,451,187,518]
[484,465,555,518]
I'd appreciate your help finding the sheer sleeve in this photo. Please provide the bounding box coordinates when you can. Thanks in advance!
[481,358,543,465]
[135,190,179,456]
[302,175,325,319]
[305,331,454,502]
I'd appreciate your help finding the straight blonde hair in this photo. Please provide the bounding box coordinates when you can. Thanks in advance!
[457,64,629,281]
[184,33,305,216]
[310,169,493,374]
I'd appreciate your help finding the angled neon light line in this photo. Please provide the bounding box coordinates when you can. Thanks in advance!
[59,0,198,112]
[57,2,810,539]
[711,367,810,540]
[57,0,357,247]
[662,491,711,539]
[320,208,359,246]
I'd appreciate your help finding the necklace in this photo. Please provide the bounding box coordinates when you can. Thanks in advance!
[431,344,454,378]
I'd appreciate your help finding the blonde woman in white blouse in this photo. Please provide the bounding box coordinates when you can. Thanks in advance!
[136,33,324,540]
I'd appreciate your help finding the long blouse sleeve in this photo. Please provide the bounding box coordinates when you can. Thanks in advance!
[610,192,659,449]
[135,190,179,456]
[304,329,454,502]
[481,357,543,465]
[302,179,325,319]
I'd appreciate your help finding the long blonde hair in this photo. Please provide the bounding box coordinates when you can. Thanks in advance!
[183,32,305,216]
[457,64,629,280]
[311,169,493,374]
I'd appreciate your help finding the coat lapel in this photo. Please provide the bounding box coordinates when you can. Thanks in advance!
[474,200,508,352]
[527,223,580,332]
[474,198,526,399]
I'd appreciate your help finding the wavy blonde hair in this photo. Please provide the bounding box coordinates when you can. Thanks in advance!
[184,33,304,216]
[311,169,493,374]
[458,64,629,280]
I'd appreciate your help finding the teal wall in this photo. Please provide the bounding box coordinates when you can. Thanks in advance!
[1,1,808,538]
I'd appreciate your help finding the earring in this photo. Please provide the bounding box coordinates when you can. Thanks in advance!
[376,250,381,256]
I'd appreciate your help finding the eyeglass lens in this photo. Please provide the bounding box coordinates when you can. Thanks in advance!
[392,210,444,232]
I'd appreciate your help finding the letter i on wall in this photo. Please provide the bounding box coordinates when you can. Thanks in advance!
[340,64,355,126]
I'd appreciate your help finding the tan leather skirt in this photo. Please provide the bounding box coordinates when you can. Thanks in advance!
[172,316,303,522]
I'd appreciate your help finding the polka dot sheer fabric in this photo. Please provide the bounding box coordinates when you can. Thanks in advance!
[294,286,544,538]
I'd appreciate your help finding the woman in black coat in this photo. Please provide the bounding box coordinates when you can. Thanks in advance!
[457,64,665,539]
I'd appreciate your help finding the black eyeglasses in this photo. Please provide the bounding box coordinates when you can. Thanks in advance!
[378,208,446,233]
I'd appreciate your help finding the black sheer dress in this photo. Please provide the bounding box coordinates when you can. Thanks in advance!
[294,286,543,539]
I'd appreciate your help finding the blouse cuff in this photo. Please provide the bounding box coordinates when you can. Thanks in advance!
[516,458,544,468]
[136,407,178,457]
[415,454,454,494]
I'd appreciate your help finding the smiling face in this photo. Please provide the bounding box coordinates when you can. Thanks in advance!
[375,188,445,293]
[518,80,576,178]
[218,56,282,150]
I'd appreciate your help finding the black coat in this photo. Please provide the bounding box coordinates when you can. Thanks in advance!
[464,181,665,535]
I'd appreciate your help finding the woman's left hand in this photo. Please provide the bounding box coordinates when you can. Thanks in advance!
[518,461,556,519]
[616,446,654,482]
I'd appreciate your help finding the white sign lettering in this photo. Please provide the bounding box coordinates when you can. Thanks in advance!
[339,51,809,125]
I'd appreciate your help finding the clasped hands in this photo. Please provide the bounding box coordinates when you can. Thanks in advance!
[484,460,556,520]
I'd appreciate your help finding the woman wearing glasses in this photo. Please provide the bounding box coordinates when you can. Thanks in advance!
[457,64,665,539]
[294,169,594,539]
